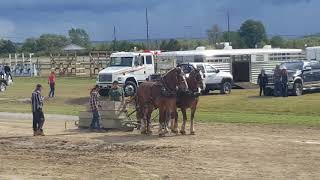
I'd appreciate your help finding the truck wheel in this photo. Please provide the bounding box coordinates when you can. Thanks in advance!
[0,82,6,92]
[98,88,109,97]
[124,81,137,97]
[220,81,232,94]
[293,82,303,96]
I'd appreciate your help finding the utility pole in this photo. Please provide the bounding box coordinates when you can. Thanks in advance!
[146,8,150,49]
[227,11,230,44]
[113,26,117,51]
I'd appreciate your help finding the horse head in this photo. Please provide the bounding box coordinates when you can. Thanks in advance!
[188,69,205,92]
[162,67,188,92]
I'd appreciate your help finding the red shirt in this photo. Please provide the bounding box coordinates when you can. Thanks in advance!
[48,73,56,83]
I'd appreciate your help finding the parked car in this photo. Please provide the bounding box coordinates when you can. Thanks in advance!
[178,63,233,94]
[265,61,320,96]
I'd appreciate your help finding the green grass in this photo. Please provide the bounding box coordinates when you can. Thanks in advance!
[1,77,320,126]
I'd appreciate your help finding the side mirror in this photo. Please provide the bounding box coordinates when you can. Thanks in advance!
[304,66,312,71]
[216,69,220,73]
[203,74,206,78]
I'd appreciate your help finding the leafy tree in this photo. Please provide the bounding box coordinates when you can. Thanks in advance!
[221,31,245,49]
[239,20,267,48]
[37,34,70,54]
[160,39,181,51]
[270,36,285,48]
[0,39,16,54]
[207,24,222,46]
[21,38,39,52]
[68,28,91,48]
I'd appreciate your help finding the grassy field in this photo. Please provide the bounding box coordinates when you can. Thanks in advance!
[1,77,320,126]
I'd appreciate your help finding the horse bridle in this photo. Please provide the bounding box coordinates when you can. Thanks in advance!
[161,68,188,96]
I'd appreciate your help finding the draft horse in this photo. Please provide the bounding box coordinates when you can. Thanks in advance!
[136,67,188,136]
[172,68,204,135]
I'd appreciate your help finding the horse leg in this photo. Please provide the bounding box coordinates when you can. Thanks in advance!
[158,108,165,137]
[171,111,179,134]
[190,107,196,135]
[140,107,149,135]
[180,108,187,135]
[146,109,153,135]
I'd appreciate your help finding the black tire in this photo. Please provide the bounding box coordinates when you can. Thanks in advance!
[124,81,137,97]
[0,82,6,92]
[220,81,232,94]
[293,82,303,96]
[98,88,109,97]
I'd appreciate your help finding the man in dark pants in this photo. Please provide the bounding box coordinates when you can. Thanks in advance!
[257,69,268,96]
[281,68,289,97]
[4,64,12,81]
[31,84,45,136]
[274,65,282,97]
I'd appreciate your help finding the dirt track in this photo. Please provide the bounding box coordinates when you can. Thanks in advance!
[0,118,320,180]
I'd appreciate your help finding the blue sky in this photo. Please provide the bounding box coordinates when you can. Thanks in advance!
[0,0,318,42]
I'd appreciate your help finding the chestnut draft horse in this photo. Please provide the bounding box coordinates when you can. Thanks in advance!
[172,68,204,135]
[136,67,188,136]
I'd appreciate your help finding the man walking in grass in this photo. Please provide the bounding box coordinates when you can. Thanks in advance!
[48,70,56,98]
[89,85,102,130]
[31,84,45,136]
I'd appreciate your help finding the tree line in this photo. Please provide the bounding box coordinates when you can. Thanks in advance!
[1,19,320,56]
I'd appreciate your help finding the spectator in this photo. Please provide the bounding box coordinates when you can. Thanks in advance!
[281,68,289,97]
[4,64,12,81]
[274,65,282,97]
[48,70,56,98]
[31,84,45,136]
[257,69,268,96]
[109,81,124,102]
[89,85,101,130]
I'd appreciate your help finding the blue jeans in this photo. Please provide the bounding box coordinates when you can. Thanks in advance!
[90,109,101,129]
[274,82,282,97]
[49,83,55,97]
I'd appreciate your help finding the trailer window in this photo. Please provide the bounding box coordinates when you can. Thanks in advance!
[146,56,153,64]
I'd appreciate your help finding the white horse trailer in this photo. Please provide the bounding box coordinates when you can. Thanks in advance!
[306,46,320,61]
[158,48,305,84]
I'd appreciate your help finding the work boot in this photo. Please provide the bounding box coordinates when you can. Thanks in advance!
[39,130,45,136]
[33,130,38,136]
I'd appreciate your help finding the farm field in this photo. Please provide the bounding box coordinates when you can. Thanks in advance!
[0,77,320,179]
[1,77,320,126]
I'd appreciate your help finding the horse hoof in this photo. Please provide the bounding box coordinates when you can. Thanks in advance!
[146,130,153,135]
[180,131,186,135]
[159,133,165,137]
[171,130,179,134]
[190,132,196,135]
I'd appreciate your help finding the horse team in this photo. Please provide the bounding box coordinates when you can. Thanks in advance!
[135,66,204,137]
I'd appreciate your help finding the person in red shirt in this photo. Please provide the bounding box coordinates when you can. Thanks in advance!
[48,70,56,98]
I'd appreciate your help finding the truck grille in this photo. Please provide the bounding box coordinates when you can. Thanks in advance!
[99,74,112,82]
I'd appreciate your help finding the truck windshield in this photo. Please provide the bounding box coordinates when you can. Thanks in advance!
[280,62,303,70]
[110,57,133,67]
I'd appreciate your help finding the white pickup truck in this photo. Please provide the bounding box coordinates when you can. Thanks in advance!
[97,52,155,96]
[179,63,233,94]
